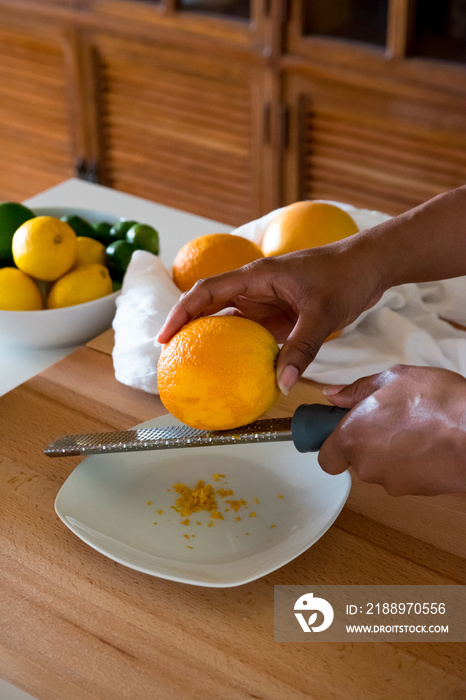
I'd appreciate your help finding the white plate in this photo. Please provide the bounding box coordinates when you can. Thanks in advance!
[55,414,351,587]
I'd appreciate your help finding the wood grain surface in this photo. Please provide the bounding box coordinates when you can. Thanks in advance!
[0,329,464,700]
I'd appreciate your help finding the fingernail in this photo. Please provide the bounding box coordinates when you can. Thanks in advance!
[322,384,345,396]
[277,365,299,396]
[154,329,166,347]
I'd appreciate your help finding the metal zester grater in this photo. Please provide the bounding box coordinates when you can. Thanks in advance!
[44,404,349,458]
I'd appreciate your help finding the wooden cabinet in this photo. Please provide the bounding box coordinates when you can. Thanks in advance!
[93,33,272,224]
[282,69,466,215]
[0,16,75,202]
[283,0,466,215]
[0,0,465,223]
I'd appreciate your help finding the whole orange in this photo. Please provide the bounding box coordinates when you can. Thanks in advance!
[261,201,358,257]
[157,316,280,430]
[172,233,264,292]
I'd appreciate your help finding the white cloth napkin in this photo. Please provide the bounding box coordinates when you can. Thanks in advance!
[112,202,466,393]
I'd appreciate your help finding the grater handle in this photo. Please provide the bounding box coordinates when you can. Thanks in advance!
[291,404,349,453]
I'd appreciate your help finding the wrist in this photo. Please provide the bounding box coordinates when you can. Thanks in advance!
[343,232,393,306]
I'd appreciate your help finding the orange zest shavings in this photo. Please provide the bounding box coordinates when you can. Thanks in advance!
[210,511,224,520]
[147,475,284,547]
[217,488,234,498]
[225,498,246,513]
[172,480,218,516]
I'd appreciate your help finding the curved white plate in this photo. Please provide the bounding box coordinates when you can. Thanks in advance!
[55,414,351,587]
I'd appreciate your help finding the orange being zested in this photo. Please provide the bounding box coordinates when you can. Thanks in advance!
[157,316,280,430]
[172,233,264,292]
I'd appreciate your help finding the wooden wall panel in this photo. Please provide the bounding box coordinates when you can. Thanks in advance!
[284,73,466,215]
[94,35,263,226]
[0,22,75,202]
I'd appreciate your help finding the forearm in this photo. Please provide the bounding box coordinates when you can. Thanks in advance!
[352,185,466,292]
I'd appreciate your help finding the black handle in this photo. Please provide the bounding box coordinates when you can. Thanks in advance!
[291,404,350,453]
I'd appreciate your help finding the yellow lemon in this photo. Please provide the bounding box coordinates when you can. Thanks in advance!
[12,216,77,281]
[74,236,106,268]
[261,201,358,257]
[0,267,43,310]
[157,316,280,430]
[47,264,113,309]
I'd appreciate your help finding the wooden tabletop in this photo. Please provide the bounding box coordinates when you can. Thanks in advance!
[1,328,465,700]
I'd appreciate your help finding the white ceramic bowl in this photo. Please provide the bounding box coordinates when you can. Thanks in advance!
[0,206,122,349]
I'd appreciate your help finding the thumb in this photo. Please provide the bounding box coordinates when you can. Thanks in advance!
[323,373,381,408]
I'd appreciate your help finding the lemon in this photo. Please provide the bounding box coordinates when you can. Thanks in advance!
[74,236,106,268]
[0,202,35,265]
[12,216,78,281]
[0,267,43,310]
[47,264,113,309]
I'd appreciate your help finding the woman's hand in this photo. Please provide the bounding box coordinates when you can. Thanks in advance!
[320,365,466,495]
[157,242,383,394]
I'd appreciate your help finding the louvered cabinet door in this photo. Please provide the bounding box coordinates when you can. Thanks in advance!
[283,72,466,215]
[95,35,268,226]
[0,20,75,202]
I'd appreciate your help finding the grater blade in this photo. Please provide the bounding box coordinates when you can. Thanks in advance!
[44,417,293,457]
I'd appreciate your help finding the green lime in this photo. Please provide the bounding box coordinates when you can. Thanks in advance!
[126,224,160,255]
[112,280,122,292]
[106,240,139,282]
[0,202,35,265]
[92,221,113,246]
[109,219,138,241]
[61,215,95,239]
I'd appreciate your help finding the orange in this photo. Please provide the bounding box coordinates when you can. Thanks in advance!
[157,316,280,430]
[0,267,43,310]
[172,233,264,292]
[12,216,77,281]
[325,329,341,342]
[261,201,358,257]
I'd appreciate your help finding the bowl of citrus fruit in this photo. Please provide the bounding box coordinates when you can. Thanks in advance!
[0,203,160,349]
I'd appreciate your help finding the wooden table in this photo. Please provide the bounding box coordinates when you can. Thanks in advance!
[0,327,465,700]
